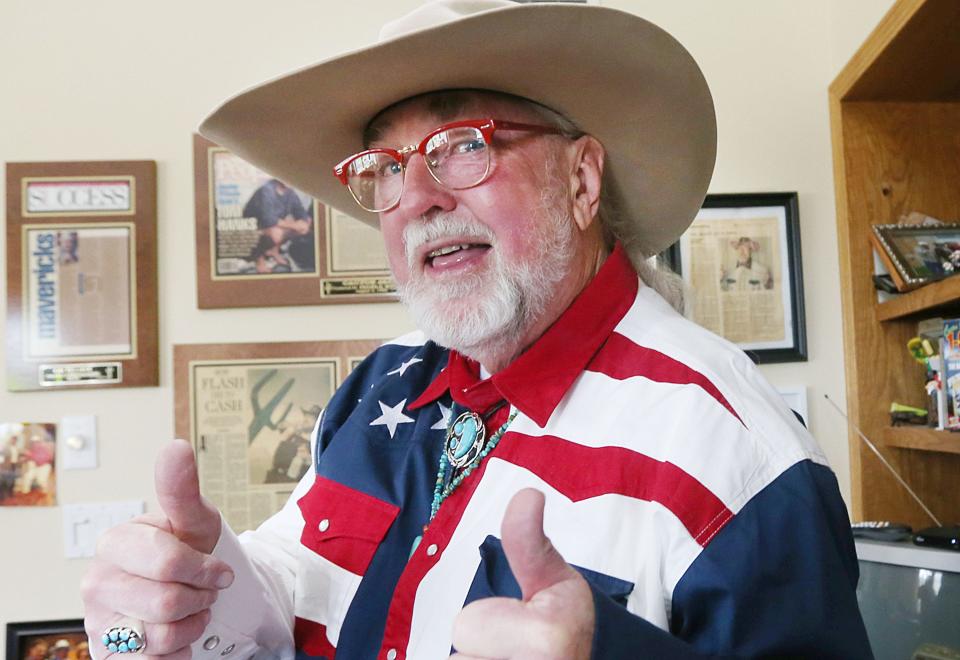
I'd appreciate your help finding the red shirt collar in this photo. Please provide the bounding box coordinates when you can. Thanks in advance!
[409,243,638,426]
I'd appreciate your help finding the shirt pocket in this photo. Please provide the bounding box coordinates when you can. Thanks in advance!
[294,476,399,641]
[298,475,400,574]
[463,535,635,607]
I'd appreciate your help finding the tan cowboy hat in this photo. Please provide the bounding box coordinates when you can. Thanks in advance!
[200,0,716,256]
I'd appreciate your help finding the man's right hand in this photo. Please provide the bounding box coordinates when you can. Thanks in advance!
[82,440,234,659]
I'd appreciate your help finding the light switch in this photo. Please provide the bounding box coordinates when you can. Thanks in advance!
[60,415,97,469]
[62,500,144,558]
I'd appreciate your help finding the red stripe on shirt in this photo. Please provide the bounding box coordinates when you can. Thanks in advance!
[590,333,744,426]
[496,433,733,546]
[294,617,336,659]
[378,428,733,657]
[378,443,497,659]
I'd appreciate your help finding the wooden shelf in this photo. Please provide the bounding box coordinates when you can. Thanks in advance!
[831,0,960,528]
[830,0,960,102]
[876,275,960,321]
[881,426,960,455]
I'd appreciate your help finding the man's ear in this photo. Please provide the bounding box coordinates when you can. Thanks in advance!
[567,135,605,232]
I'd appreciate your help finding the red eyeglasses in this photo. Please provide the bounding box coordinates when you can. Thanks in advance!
[333,118,563,212]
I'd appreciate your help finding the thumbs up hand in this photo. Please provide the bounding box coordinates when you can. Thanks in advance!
[450,489,595,659]
[82,440,233,658]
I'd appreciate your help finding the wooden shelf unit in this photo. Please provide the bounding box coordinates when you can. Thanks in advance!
[830,0,960,528]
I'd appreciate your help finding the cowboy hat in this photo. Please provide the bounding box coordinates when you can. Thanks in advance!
[200,0,716,256]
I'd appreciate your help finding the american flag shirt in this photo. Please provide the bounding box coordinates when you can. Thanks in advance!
[196,245,871,660]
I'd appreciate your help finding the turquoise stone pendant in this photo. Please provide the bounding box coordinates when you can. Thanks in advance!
[445,410,486,469]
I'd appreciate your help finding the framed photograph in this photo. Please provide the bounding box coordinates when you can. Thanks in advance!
[173,339,384,533]
[869,223,960,292]
[193,135,398,308]
[0,422,57,506]
[5,161,158,391]
[5,620,88,660]
[664,192,807,363]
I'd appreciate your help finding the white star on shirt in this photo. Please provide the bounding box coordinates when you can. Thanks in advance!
[431,401,452,430]
[387,357,423,377]
[369,399,415,438]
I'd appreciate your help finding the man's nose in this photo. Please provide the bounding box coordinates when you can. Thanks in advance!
[394,153,456,219]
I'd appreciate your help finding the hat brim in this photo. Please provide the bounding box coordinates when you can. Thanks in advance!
[199,3,716,257]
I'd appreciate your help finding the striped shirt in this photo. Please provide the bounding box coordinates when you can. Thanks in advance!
[199,245,871,659]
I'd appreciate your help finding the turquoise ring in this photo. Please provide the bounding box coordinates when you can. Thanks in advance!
[101,624,145,655]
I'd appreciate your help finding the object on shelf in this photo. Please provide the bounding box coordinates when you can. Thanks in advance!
[890,402,928,426]
[913,524,960,551]
[942,320,960,430]
[870,222,960,292]
[851,520,913,541]
[873,273,899,294]
[918,317,946,340]
[898,211,947,227]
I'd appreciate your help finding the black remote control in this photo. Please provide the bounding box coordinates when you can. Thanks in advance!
[851,521,913,541]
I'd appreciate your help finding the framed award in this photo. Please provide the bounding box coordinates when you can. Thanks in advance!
[5,161,158,390]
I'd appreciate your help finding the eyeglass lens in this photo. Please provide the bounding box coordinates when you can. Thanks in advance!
[346,126,491,212]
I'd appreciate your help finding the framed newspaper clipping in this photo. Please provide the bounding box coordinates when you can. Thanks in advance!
[173,339,382,533]
[5,161,158,391]
[664,192,807,364]
[193,135,398,308]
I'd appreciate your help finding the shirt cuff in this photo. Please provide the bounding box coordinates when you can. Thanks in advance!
[190,516,274,660]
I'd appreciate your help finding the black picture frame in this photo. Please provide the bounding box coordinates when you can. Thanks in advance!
[6,619,87,660]
[661,192,807,364]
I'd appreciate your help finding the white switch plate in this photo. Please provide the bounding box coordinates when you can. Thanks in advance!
[60,415,97,469]
[62,500,144,558]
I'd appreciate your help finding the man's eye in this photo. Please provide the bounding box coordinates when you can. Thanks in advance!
[379,161,402,177]
[453,139,486,154]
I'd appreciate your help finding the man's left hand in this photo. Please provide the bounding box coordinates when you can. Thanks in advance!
[450,489,595,659]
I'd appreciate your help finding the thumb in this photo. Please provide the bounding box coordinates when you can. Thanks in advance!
[155,439,221,553]
[501,488,578,601]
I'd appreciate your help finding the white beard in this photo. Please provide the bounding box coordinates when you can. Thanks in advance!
[398,200,575,362]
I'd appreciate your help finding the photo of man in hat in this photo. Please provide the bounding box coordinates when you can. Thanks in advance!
[82,2,871,658]
[720,236,774,292]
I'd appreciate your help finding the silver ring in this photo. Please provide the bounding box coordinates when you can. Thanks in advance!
[101,624,145,655]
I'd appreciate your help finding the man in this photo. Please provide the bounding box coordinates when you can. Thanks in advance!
[82,2,872,659]
[242,178,313,273]
[720,237,773,291]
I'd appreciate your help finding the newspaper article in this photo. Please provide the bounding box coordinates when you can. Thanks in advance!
[681,209,792,349]
[191,359,337,533]
[24,225,133,358]
[327,206,390,273]
[210,149,318,277]
[321,207,396,297]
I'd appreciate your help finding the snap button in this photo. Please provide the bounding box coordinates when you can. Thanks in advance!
[203,636,220,651]
[220,644,235,656]
[426,544,438,556]
[387,649,398,660]
[318,519,330,532]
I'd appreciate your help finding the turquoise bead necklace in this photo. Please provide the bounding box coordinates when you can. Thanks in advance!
[430,408,517,520]
[410,404,517,557]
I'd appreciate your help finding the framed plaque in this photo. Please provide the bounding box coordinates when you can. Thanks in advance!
[173,339,382,533]
[5,161,158,390]
[663,192,806,364]
[193,135,398,308]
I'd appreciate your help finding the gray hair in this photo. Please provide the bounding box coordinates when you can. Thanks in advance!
[522,97,689,314]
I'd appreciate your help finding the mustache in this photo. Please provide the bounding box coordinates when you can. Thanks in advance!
[402,213,496,268]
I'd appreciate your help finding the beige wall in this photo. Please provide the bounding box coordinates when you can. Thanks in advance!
[0,0,895,643]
